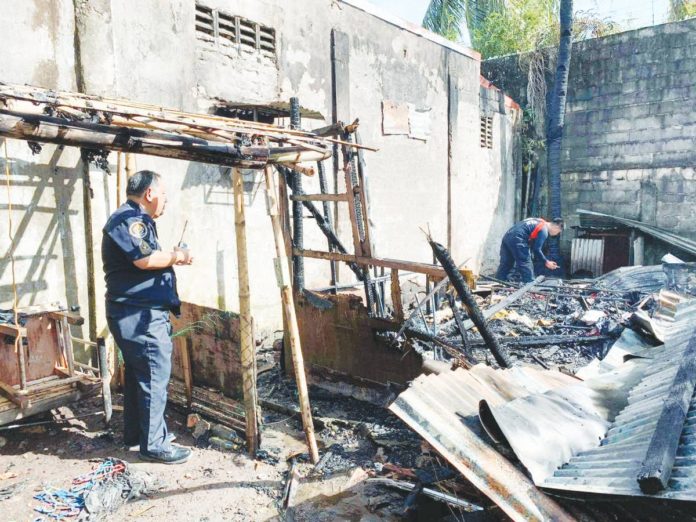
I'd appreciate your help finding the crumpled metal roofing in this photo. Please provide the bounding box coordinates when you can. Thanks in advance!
[481,353,652,485]
[578,209,696,257]
[388,364,578,521]
[542,292,696,499]
[595,264,667,293]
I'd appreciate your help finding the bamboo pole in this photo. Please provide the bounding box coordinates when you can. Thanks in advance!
[116,152,123,207]
[0,84,374,149]
[264,165,319,463]
[233,168,260,454]
[80,153,97,363]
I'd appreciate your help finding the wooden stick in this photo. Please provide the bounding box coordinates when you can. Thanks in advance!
[125,152,136,179]
[0,380,29,408]
[97,337,112,425]
[290,193,347,202]
[343,166,364,258]
[116,152,123,206]
[390,269,404,322]
[264,166,319,463]
[233,167,260,454]
[294,248,475,281]
[180,338,193,408]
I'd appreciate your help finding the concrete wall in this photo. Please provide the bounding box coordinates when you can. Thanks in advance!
[0,0,520,343]
[482,18,696,251]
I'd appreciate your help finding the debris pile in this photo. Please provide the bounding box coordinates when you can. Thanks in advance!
[408,274,646,373]
[389,260,696,520]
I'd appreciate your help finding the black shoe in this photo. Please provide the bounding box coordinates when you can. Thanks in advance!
[139,444,191,465]
[125,432,176,451]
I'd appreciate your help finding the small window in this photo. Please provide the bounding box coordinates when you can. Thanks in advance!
[480,116,493,149]
[195,3,276,58]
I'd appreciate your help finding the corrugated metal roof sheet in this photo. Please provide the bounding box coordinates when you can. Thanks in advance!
[542,293,696,499]
[578,209,696,257]
[388,364,578,521]
[595,265,667,293]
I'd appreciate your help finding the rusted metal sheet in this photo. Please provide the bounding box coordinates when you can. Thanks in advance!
[170,301,243,400]
[1,314,63,386]
[289,291,423,390]
[389,364,576,521]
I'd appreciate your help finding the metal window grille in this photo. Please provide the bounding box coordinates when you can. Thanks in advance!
[480,116,493,149]
[195,3,276,58]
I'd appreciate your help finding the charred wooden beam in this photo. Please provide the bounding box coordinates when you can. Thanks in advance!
[428,239,512,368]
[294,248,475,282]
[316,160,337,289]
[278,167,364,281]
[637,329,696,493]
[466,333,611,348]
[447,293,469,353]
[311,121,345,137]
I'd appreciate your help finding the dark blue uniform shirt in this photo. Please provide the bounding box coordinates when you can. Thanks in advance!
[507,218,550,263]
[102,200,180,312]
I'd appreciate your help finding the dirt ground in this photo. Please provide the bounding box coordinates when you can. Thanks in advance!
[0,370,477,522]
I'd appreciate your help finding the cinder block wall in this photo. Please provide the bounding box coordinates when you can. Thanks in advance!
[483,18,696,248]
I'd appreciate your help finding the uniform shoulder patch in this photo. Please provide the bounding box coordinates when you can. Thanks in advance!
[128,221,148,239]
[139,240,153,256]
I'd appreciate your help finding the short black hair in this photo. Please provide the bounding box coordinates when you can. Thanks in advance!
[551,217,565,229]
[126,170,161,196]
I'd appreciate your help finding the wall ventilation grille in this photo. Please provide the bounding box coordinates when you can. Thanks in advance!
[195,3,276,58]
[480,116,493,148]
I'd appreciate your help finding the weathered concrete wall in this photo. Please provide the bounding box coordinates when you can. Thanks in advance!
[482,19,696,250]
[0,0,520,342]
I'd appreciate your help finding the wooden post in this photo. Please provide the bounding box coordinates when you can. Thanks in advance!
[125,152,136,179]
[180,337,193,407]
[264,166,319,463]
[97,337,113,426]
[116,152,123,207]
[233,167,260,454]
[390,269,404,322]
[80,152,97,364]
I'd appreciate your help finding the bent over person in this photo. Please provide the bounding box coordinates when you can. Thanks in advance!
[495,217,563,283]
[102,170,193,464]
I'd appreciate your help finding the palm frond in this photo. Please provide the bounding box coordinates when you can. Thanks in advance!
[423,0,468,40]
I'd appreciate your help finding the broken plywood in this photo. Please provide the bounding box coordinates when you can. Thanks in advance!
[288,291,422,395]
[170,301,244,400]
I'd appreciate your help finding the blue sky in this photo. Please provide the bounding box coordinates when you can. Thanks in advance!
[370,0,671,45]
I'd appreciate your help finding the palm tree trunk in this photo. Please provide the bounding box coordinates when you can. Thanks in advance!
[546,0,573,260]
[547,0,573,219]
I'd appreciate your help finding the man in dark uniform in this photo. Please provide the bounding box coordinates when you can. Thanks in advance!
[495,217,564,283]
[102,170,193,464]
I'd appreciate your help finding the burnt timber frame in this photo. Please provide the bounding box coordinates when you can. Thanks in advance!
[0,82,361,458]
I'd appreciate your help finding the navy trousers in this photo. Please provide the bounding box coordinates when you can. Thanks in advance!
[106,302,172,453]
[496,233,535,283]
